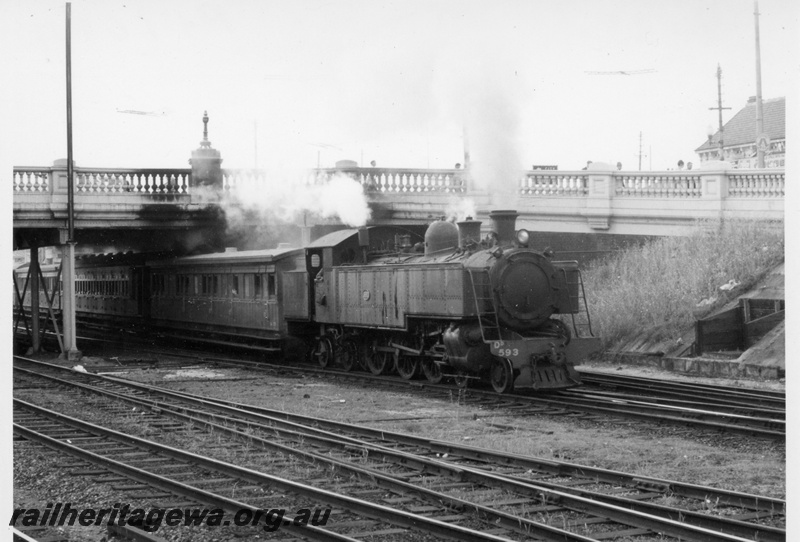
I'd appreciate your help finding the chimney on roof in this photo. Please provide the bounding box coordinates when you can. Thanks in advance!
[748,96,757,104]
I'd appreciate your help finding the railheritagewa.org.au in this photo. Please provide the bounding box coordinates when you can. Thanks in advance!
[10,503,332,533]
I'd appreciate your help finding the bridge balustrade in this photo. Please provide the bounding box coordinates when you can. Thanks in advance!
[15,165,786,201]
[13,168,52,193]
[13,166,190,196]
[614,173,702,198]
[307,167,467,193]
[521,172,589,196]
[728,172,785,198]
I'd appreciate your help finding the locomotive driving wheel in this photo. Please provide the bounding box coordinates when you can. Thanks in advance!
[312,336,334,368]
[339,339,358,372]
[365,339,394,375]
[490,357,515,394]
[421,357,443,384]
[395,354,419,380]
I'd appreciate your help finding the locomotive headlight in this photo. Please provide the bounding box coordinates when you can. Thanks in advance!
[515,229,530,247]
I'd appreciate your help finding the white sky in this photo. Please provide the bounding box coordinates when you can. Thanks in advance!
[3,0,798,172]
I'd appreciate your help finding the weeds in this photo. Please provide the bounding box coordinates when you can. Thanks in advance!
[582,219,784,349]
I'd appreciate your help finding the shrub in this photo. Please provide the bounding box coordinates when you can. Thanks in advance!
[582,219,784,349]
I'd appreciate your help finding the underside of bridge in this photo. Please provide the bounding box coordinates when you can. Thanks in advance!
[14,225,227,256]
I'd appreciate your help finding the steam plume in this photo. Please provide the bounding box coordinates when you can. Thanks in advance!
[199,169,371,249]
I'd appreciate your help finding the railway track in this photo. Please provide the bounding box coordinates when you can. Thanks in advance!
[577,370,785,410]
[156,352,785,441]
[14,357,786,541]
[14,327,787,442]
[15,400,505,542]
[18,328,786,426]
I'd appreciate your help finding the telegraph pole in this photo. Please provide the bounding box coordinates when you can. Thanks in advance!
[462,124,471,168]
[709,64,731,160]
[754,1,766,168]
[62,2,81,361]
[638,132,643,171]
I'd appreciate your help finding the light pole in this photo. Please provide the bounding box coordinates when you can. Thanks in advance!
[62,2,81,361]
[754,1,766,168]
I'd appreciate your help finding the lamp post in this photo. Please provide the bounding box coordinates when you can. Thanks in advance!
[754,1,766,168]
[62,2,81,361]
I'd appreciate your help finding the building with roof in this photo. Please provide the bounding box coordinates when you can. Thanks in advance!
[695,96,785,168]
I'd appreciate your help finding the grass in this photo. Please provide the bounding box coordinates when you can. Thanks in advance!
[581,219,784,350]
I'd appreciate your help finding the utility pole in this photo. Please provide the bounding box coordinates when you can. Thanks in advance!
[462,124,471,168]
[709,64,731,160]
[638,132,643,171]
[62,2,81,361]
[754,1,766,168]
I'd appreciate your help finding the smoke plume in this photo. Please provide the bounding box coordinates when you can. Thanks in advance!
[203,169,371,249]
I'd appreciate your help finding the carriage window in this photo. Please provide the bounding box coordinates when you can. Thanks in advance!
[254,275,262,298]
[232,275,240,297]
[310,254,321,267]
[213,275,219,296]
[267,273,276,297]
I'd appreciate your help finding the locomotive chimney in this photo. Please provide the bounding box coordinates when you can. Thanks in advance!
[456,217,482,248]
[489,210,518,246]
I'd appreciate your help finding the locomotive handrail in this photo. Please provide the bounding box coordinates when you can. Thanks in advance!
[466,268,504,342]
[561,266,595,338]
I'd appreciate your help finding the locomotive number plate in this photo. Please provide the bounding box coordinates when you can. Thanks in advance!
[492,341,519,358]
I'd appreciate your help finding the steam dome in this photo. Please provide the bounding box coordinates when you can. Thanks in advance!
[424,219,459,256]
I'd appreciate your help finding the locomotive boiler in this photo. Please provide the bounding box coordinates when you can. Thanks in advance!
[287,210,600,392]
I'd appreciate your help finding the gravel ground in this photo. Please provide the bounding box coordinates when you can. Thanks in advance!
[13,349,786,541]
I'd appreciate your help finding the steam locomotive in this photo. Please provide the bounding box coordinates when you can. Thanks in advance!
[15,210,600,393]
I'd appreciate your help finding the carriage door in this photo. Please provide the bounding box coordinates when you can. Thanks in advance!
[306,249,324,319]
[264,267,279,331]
